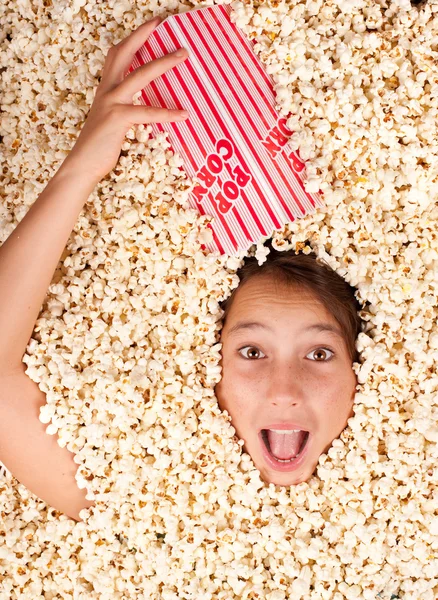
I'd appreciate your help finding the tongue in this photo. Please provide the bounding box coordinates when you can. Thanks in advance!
[267,430,307,460]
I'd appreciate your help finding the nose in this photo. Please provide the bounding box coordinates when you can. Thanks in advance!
[266,362,307,407]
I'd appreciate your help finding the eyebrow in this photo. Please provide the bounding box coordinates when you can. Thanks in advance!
[226,321,344,339]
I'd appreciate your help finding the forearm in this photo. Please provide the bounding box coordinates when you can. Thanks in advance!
[0,160,99,374]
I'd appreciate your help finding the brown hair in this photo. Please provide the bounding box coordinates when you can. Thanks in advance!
[219,240,364,364]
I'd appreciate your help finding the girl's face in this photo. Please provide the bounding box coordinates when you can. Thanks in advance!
[215,275,358,486]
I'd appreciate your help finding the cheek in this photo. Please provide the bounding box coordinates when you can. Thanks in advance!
[214,354,258,421]
[318,371,356,423]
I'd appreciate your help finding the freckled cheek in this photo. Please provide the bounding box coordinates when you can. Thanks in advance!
[215,358,259,419]
[318,377,356,424]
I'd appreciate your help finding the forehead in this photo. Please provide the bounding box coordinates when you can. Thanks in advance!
[227,274,328,316]
[222,275,344,341]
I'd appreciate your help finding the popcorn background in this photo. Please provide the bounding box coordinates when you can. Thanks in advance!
[0,0,437,598]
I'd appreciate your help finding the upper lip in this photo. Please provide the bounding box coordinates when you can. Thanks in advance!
[260,423,309,432]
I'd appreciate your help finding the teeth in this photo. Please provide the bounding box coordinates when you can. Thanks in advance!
[268,429,302,434]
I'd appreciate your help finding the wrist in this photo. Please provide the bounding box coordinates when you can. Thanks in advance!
[57,154,103,191]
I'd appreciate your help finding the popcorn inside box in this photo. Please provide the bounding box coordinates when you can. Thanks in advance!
[0,0,437,599]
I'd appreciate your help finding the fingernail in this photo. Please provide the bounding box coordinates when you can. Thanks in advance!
[175,48,186,57]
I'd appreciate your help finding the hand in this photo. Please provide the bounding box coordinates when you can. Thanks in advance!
[62,17,189,185]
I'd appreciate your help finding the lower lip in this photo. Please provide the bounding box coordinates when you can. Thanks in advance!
[259,431,310,473]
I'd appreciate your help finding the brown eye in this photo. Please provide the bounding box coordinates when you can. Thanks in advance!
[309,348,334,361]
[238,346,265,360]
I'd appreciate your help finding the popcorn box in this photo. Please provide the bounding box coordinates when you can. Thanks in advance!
[128,4,325,255]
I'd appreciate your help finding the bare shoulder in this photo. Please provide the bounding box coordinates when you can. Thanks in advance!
[0,363,94,521]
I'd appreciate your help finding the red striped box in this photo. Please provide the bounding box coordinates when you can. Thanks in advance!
[128,4,325,256]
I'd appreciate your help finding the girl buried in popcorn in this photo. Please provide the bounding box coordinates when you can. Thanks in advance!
[0,18,363,521]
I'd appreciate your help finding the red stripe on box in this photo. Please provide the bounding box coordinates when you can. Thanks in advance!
[175,15,288,229]
[217,5,324,215]
[217,5,318,214]
[131,55,228,254]
[176,11,283,241]
[160,23,274,243]
[130,60,231,253]
[128,5,325,254]
[218,5,275,91]
[213,7,309,214]
[149,32,241,252]
[138,28,256,251]
[134,45,235,254]
[190,9,305,219]
[161,20,272,239]
[218,5,277,109]
[163,18,278,241]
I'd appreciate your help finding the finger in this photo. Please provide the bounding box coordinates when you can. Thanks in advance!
[121,104,189,124]
[112,49,189,104]
[99,17,162,95]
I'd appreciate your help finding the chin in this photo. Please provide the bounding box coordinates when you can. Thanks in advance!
[261,470,310,487]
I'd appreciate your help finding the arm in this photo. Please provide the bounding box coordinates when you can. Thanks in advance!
[0,160,98,521]
[0,164,97,374]
[0,17,189,520]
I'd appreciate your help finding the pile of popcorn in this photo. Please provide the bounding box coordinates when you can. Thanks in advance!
[1,0,437,597]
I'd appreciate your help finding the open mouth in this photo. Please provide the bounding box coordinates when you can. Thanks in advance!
[261,429,310,463]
